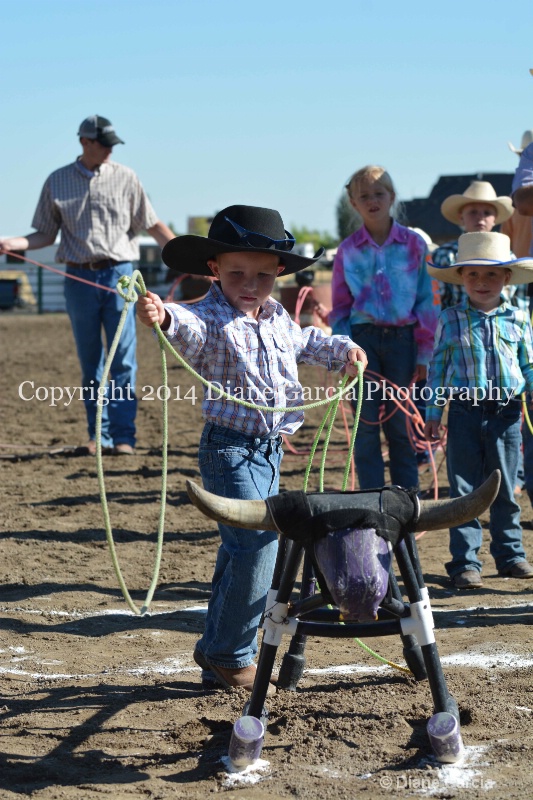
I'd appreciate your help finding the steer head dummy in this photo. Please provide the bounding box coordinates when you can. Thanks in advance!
[186,471,500,622]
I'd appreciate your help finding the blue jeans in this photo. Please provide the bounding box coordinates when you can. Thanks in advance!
[64,263,137,447]
[351,324,418,491]
[446,399,526,577]
[196,422,283,669]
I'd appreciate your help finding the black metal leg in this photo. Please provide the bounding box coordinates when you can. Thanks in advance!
[277,550,315,690]
[403,532,426,589]
[247,538,305,713]
[421,643,459,720]
[389,570,427,681]
[395,537,457,719]
[394,539,423,604]
[247,642,279,719]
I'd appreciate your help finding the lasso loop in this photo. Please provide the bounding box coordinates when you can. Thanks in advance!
[98,271,363,615]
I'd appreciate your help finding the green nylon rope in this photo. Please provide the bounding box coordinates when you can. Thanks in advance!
[522,393,533,435]
[96,272,169,615]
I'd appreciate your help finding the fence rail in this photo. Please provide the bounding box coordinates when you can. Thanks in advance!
[0,240,167,313]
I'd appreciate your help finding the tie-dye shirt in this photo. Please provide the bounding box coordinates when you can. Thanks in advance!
[330,221,439,365]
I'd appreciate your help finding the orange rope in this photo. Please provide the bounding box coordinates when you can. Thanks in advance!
[3,250,119,293]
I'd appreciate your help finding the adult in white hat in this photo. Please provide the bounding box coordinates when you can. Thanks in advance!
[503,131,533,260]
[510,121,533,508]
[432,181,514,310]
[512,59,533,218]
[512,69,533,240]
[508,129,533,156]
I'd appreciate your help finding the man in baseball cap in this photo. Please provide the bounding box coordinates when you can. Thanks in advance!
[77,115,125,147]
[0,115,174,456]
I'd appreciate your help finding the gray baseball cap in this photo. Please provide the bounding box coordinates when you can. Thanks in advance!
[77,115,125,147]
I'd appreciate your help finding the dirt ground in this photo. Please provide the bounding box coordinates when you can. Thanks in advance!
[1,311,533,800]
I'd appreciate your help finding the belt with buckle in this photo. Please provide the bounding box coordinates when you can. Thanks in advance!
[66,259,122,271]
[451,396,520,413]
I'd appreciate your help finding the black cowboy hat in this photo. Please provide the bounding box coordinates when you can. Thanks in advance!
[162,205,325,276]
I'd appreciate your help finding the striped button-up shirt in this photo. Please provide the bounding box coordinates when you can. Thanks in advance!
[163,282,357,437]
[329,222,438,365]
[425,299,533,421]
[32,158,159,264]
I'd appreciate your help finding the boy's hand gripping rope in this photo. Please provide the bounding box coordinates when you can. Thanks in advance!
[96,271,362,615]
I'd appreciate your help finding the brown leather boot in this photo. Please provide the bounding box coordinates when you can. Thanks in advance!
[193,648,276,695]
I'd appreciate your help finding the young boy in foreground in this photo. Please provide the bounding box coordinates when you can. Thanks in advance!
[137,205,367,692]
[425,232,533,589]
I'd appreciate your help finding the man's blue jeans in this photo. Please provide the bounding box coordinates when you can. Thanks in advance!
[64,263,137,448]
[446,398,526,577]
[196,422,283,670]
[351,323,418,491]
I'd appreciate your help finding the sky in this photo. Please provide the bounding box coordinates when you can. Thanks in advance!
[1,0,533,240]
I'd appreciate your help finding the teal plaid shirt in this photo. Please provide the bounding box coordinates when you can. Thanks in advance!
[426,298,533,421]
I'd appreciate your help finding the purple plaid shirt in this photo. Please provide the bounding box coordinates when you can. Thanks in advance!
[163,282,357,437]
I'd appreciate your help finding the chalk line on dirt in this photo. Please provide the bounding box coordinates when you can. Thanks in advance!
[1,601,532,680]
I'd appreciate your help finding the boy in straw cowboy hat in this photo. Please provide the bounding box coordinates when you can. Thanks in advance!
[425,231,533,589]
[431,180,518,310]
[136,205,367,693]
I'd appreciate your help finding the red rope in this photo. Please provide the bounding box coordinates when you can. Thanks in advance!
[2,250,119,293]
[2,250,213,305]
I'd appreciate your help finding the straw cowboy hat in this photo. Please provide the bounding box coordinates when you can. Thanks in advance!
[508,129,533,155]
[427,232,533,285]
[162,205,324,276]
[440,181,513,226]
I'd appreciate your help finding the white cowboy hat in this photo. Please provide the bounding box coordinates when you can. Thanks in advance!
[508,129,533,155]
[427,232,533,285]
[440,181,513,226]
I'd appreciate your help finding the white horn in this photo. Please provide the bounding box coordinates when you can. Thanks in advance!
[415,470,500,532]
[186,480,277,531]
[186,470,501,536]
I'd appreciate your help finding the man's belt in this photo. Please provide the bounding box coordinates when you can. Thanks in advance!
[66,259,124,271]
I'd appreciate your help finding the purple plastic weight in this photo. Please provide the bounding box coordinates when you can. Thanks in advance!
[228,715,265,770]
[313,527,391,621]
[427,712,465,763]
